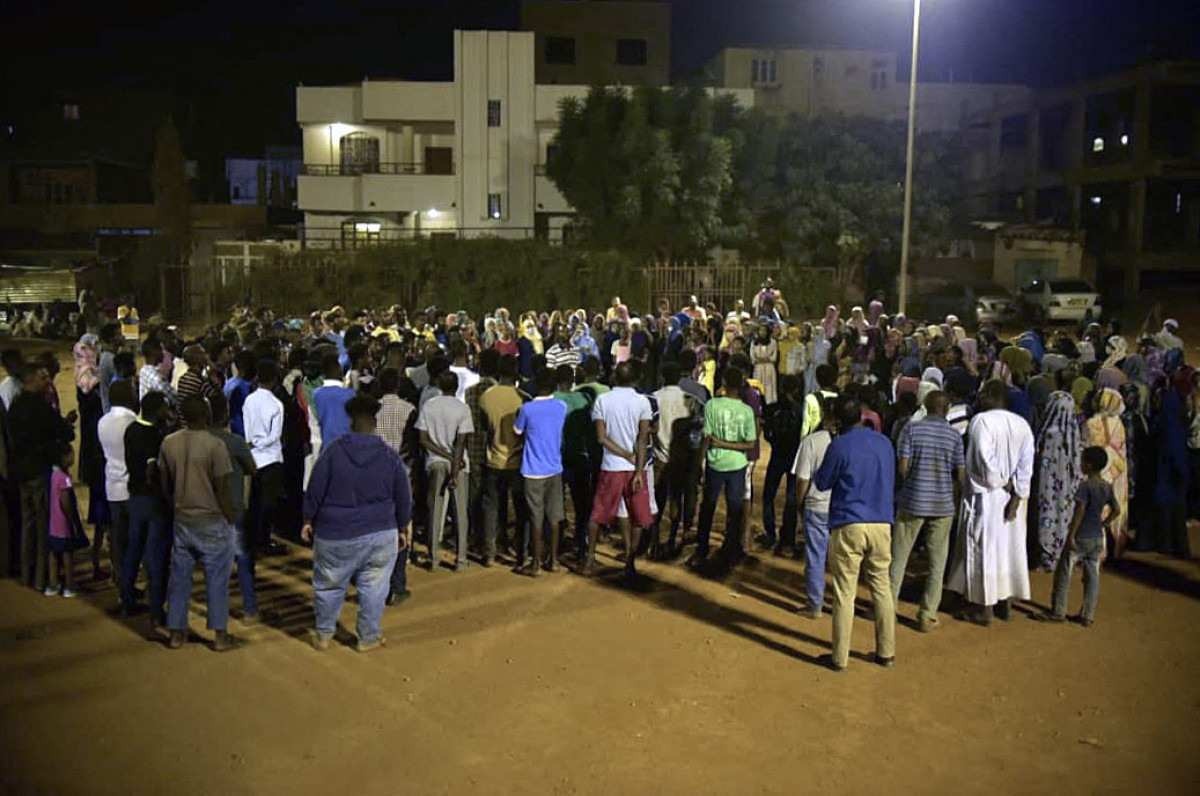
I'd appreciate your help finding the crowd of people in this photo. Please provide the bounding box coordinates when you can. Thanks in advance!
[1,283,1197,669]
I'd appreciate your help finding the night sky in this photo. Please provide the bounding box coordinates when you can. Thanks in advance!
[3,0,1198,158]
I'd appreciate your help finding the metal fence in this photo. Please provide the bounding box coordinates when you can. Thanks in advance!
[301,162,454,176]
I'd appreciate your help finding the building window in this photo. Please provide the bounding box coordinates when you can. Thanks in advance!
[871,69,887,90]
[63,103,79,121]
[616,38,647,66]
[488,193,502,220]
[338,132,380,174]
[341,219,382,248]
[752,58,777,85]
[545,36,575,65]
[546,143,560,166]
[488,100,502,127]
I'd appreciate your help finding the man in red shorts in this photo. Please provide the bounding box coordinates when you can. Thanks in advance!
[583,362,653,581]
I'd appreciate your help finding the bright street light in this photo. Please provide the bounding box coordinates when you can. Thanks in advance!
[897,0,922,316]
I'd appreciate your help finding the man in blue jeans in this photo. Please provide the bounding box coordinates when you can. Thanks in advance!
[121,390,171,629]
[303,395,412,652]
[160,396,239,652]
[793,397,836,618]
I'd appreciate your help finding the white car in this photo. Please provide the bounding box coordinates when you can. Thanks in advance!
[1018,279,1103,323]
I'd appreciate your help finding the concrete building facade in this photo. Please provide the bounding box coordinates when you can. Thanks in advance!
[707,45,1029,133]
[962,60,1200,296]
[296,30,752,248]
[520,0,670,87]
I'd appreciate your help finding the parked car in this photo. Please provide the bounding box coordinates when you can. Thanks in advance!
[1017,279,1103,323]
[916,283,1018,327]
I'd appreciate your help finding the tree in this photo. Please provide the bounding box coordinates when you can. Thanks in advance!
[547,86,732,258]
[153,116,191,265]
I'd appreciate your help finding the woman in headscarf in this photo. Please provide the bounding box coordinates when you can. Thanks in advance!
[571,322,600,364]
[1119,382,1152,537]
[1035,392,1084,570]
[1084,387,1130,558]
[805,326,830,394]
[1133,389,1191,557]
[74,332,110,580]
[867,299,884,326]
[750,323,779,404]
[778,324,807,378]
[1071,376,1095,414]
[958,338,979,377]
[821,305,839,340]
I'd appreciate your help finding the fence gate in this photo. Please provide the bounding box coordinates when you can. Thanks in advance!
[643,261,779,315]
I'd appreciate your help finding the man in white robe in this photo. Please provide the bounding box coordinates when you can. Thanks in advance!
[947,380,1034,626]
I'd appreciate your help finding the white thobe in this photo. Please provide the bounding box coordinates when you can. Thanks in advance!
[947,409,1035,605]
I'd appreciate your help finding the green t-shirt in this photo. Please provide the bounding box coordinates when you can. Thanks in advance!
[554,390,591,463]
[704,396,757,472]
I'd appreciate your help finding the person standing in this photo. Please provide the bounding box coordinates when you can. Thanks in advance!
[947,380,1036,626]
[175,344,217,403]
[1034,392,1083,571]
[138,340,176,407]
[244,361,285,562]
[416,371,473,571]
[97,379,138,593]
[690,368,758,569]
[652,362,703,556]
[479,356,529,566]
[514,369,568,575]
[120,391,171,627]
[813,395,897,671]
[793,397,836,618]
[303,395,412,652]
[223,351,256,438]
[208,393,260,624]
[160,397,240,652]
[10,363,76,592]
[759,374,804,555]
[546,327,582,371]
[463,350,498,567]
[312,352,355,447]
[889,391,965,633]
[583,362,652,580]
[447,339,479,402]
[554,364,593,560]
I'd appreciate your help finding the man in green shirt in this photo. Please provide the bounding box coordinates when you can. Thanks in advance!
[690,367,758,568]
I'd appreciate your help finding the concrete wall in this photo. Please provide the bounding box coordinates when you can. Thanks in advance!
[993,236,1085,290]
[521,0,670,86]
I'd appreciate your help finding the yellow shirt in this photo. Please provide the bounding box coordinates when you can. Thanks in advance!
[117,305,140,341]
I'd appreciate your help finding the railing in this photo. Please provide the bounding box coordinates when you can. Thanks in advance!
[298,225,547,249]
[302,162,455,177]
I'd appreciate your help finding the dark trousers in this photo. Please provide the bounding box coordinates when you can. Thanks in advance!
[121,495,170,621]
[657,450,701,544]
[277,450,306,541]
[696,466,747,558]
[0,479,13,578]
[389,546,410,595]
[761,453,798,548]
[482,467,529,561]
[247,462,285,551]
[19,477,48,590]
[563,459,594,557]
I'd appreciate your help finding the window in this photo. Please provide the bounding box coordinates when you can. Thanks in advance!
[871,69,888,91]
[488,193,502,220]
[546,143,560,166]
[545,36,575,65]
[340,219,382,248]
[768,60,777,83]
[616,38,647,66]
[338,132,380,174]
[63,103,79,121]
[488,100,502,127]
[752,58,777,86]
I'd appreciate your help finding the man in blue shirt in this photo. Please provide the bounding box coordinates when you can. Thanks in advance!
[313,353,355,448]
[513,369,568,575]
[223,351,256,438]
[814,395,896,672]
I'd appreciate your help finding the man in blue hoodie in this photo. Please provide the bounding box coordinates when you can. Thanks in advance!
[303,394,412,653]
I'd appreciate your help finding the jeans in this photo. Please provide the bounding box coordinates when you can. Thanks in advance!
[122,495,171,621]
[829,523,895,668]
[889,512,953,624]
[233,520,257,616]
[1051,536,1102,621]
[167,515,235,632]
[760,454,798,547]
[312,528,398,643]
[19,478,49,590]
[482,467,529,561]
[427,461,468,567]
[802,509,830,608]
[696,466,746,557]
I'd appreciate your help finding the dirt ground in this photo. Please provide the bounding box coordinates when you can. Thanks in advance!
[3,320,1200,795]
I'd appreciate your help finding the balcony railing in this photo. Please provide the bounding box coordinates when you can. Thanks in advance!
[298,225,565,249]
[302,162,455,177]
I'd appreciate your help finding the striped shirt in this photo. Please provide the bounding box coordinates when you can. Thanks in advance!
[546,344,582,371]
[897,416,964,517]
[947,403,971,437]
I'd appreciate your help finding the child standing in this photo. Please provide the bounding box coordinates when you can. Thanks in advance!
[47,444,85,598]
[1045,446,1121,626]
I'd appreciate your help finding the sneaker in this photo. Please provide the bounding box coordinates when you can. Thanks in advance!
[799,603,822,620]
[241,612,260,626]
[167,630,186,650]
[1041,612,1067,623]
[820,654,847,673]
[43,585,59,597]
[212,631,243,653]
[356,636,386,654]
[310,630,332,651]
[872,654,896,669]
[61,588,78,599]
[917,617,939,633]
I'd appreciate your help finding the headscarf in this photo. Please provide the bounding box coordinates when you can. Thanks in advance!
[521,319,544,355]
[959,338,979,376]
[1071,376,1094,409]
[1103,336,1128,370]
[1035,391,1083,569]
[1086,387,1130,550]
[921,367,944,389]
[1121,352,1148,384]
[867,300,884,325]
[1000,345,1033,383]
[73,333,100,393]
[849,306,868,334]
[1095,365,1128,391]
[821,305,839,340]
[572,324,599,362]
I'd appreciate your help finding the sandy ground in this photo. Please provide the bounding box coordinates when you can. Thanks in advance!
[3,325,1200,795]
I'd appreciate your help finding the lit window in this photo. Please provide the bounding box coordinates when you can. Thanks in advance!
[488,100,501,127]
[1092,137,1104,152]
[1176,193,1183,214]
[355,222,382,233]
[1090,196,1102,206]
[488,193,502,220]
[63,104,79,120]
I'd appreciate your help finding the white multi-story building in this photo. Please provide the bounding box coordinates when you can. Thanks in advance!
[296,30,753,248]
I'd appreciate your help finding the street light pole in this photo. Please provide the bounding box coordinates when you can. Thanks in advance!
[898,0,922,316]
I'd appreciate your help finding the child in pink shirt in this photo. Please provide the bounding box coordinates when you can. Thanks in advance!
[47,444,85,598]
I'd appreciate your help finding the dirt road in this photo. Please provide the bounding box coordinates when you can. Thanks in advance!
[2,335,1200,794]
